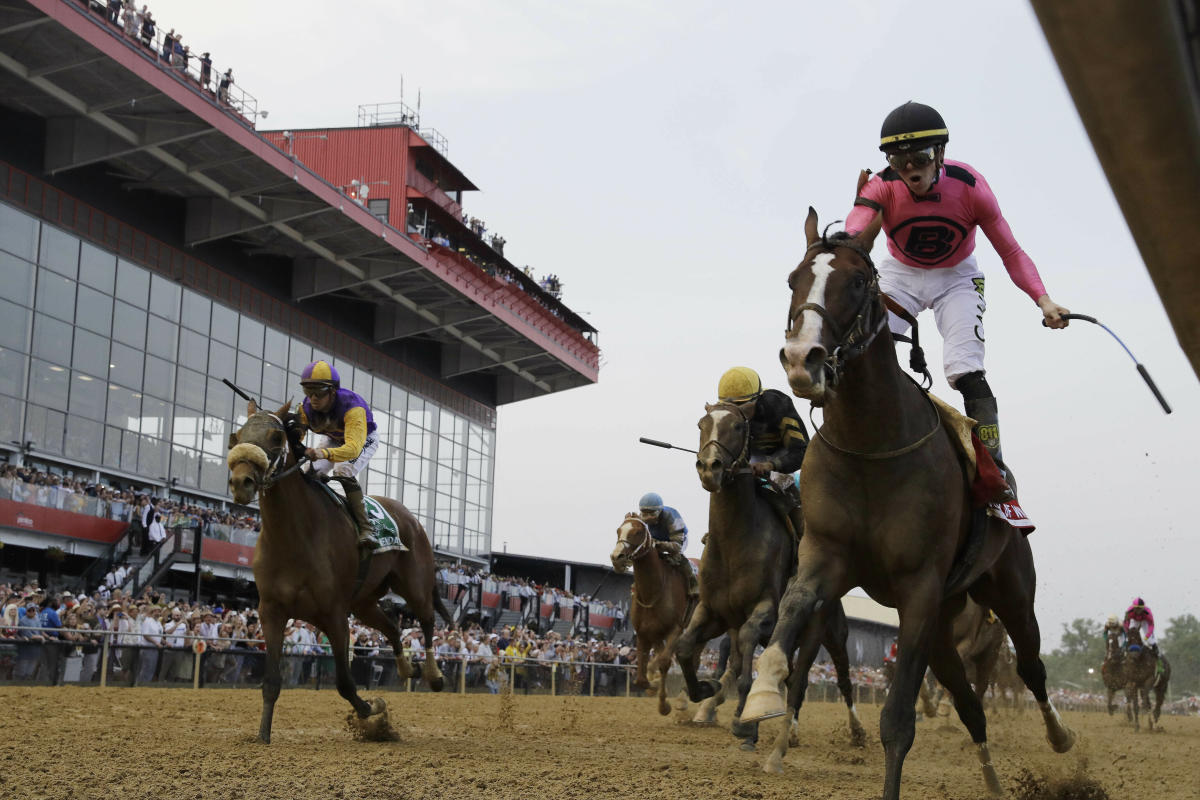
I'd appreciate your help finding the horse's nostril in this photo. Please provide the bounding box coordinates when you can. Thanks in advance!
[779,347,788,367]
[804,346,827,375]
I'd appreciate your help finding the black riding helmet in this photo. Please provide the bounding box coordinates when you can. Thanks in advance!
[879,101,949,152]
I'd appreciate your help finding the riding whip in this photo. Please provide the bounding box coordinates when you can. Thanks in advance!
[1046,313,1171,414]
[638,436,697,455]
[222,377,260,408]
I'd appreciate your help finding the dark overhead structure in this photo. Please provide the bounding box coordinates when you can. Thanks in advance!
[1030,0,1200,380]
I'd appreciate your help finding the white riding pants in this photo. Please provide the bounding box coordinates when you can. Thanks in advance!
[879,254,986,388]
[310,430,379,480]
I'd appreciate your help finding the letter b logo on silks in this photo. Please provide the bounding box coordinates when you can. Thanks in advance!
[892,217,968,266]
[904,225,954,259]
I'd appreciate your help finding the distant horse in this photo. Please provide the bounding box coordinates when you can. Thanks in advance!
[1123,628,1171,732]
[740,209,1074,799]
[1101,624,1132,719]
[990,641,1025,712]
[610,513,698,716]
[227,401,453,743]
[927,598,1007,715]
[675,399,863,766]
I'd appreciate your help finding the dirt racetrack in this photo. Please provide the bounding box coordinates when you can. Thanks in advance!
[1,686,1198,800]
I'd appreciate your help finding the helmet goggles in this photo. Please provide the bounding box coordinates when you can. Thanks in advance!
[301,383,334,399]
[885,146,937,170]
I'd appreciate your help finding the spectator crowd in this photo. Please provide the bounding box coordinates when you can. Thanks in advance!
[73,1,243,112]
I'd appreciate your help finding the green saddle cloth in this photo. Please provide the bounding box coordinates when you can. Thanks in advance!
[314,481,406,553]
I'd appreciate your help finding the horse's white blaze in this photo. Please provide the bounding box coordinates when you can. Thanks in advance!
[791,253,836,354]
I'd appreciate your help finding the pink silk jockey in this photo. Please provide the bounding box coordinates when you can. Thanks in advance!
[1123,602,1155,640]
[845,159,1048,302]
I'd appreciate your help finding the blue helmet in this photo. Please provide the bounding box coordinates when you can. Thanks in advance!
[638,492,663,512]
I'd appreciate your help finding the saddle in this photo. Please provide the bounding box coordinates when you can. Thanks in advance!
[931,394,1031,597]
[311,479,407,554]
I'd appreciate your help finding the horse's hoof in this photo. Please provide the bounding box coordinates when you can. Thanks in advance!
[762,753,784,774]
[696,678,720,701]
[658,700,671,717]
[739,739,757,752]
[730,717,756,739]
[257,734,270,745]
[741,686,787,723]
[1047,726,1077,754]
[982,766,1003,797]
[429,677,445,693]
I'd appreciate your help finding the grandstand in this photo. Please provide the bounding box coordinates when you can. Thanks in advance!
[0,0,598,602]
[0,1,896,658]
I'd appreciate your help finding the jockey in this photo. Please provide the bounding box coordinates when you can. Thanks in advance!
[637,492,698,599]
[295,360,400,551]
[845,101,1072,502]
[1103,614,1124,647]
[1123,597,1157,652]
[716,366,809,537]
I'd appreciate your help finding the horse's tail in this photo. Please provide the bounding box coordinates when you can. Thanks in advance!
[433,589,457,630]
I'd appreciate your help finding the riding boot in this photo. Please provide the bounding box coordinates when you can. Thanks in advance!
[784,482,805,542]
[336,476,380,551]
[963,396,1017,502]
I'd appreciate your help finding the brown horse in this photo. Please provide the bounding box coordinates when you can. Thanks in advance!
[675,399,863,760]
[610,513,694,716]
[888,599,1004,721]
[990,640,1025,712]
[740,209,1074,799]
[926,598,1007,716]
[1101,623,1132,719]
[1122,628,1171,731]
[227,401,452,743]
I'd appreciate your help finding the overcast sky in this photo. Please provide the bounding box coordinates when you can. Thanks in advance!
[160,1,1198,650]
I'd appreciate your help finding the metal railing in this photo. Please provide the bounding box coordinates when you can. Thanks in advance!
[0,477,133,522]
[64,0,262,124]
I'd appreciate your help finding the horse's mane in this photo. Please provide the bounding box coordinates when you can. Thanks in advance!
[817,225,875,267]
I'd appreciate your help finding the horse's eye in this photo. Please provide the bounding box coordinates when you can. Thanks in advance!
[853,274,866,290]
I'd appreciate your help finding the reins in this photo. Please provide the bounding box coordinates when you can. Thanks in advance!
[618,518,667,608]
[697,402,753,485]
[810,375,941,460]
[237,413,309,492]
[790,232,939,460]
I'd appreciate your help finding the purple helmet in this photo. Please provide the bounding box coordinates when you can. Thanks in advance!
[300,359,340,388]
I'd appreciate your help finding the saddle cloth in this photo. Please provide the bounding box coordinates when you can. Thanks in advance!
[927,393,1035,532]
[314,481,407,553]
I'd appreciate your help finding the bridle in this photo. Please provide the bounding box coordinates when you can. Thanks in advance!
[787,233,940,460]
[698,402,752,484]
[615,517,654,562]
[615,518,666,608]
[236,413,308,492]
[786,235,890,391]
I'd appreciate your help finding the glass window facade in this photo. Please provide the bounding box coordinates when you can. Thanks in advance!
[0,204,495,557]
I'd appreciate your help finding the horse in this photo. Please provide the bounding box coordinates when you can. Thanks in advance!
[926,598,1007,717]
[226,400,453,743]
[990,641,1025,713]
[1123,628,1171,731]
[1101,624,1132,719]
[739,208,1074,799]
[674,399,864,766]
[610,513,697,716]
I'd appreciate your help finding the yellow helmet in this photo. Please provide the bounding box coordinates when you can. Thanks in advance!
[717,367,762,403]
